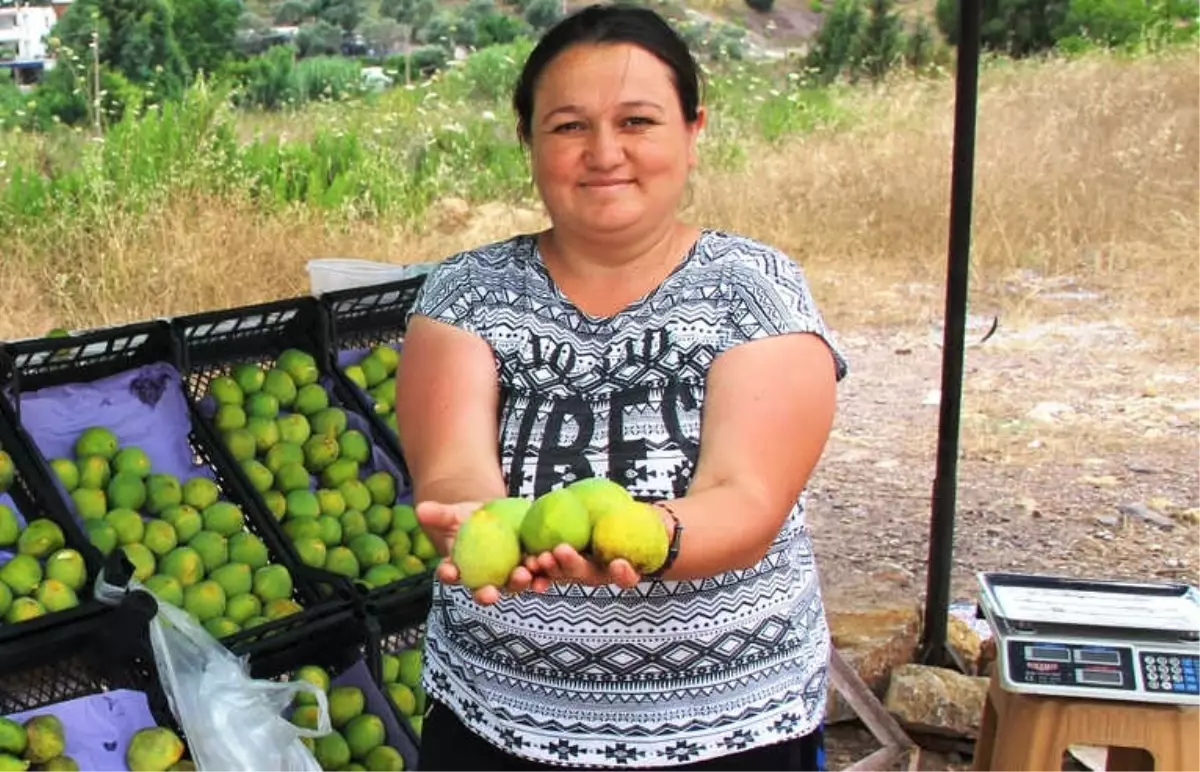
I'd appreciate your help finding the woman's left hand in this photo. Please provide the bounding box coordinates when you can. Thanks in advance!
[523,546,643,592]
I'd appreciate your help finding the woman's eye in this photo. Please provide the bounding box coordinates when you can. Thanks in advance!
[553,121,585,133]
[623,116,656,127]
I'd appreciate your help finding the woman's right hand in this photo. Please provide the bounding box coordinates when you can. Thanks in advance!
[416,500,537,605]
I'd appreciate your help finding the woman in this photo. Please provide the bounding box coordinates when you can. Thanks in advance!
[394,4,848,770]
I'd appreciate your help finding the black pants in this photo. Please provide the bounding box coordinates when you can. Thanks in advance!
[419,699,825,771]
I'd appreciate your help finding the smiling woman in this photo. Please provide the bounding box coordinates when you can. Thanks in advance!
[393,4,849,771]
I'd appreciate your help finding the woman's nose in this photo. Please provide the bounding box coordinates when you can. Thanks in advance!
[584,126,624,169]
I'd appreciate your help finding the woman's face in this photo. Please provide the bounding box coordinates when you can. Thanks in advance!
[527,42,705,241]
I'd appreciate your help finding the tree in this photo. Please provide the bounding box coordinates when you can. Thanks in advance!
[273,0,309,24]
[380,0,435,30]
[52,0,190,97]
[360,17,408,54]
[804,0,866,82]
[295,19,343,54]
[904,15,936,68]
[172,0,240,77]
[524,0,563,30]
[858,0,904,79]
[934,0,1070,56]
[308,0,362,34]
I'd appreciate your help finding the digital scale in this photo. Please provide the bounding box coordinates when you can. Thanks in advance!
[976,572,1200,705]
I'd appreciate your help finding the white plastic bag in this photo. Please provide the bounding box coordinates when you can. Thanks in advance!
[306,258,437,296]
[95,569,332,772]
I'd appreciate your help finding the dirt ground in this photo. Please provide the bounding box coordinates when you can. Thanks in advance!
[802,287,1198,770]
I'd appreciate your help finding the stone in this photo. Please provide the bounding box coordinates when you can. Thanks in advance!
[823,588,922,724]
[946,615,982,675]
[884,664,990,739]
[1147,496,1175,514]
[430,197,471,232]
[1080,475,1119,488]
[1117,502,1175,530]
[979,636,997,676]
[1174,508,1200,525]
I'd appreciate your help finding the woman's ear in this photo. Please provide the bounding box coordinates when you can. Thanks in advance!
[687,106,708,168]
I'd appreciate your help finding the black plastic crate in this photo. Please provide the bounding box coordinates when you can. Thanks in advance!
[0,580,193,771]
[0,322,345,654]
[251,595,421,771]
[317,275,426,488]
[0,351,109,655]
[170,296,434,634]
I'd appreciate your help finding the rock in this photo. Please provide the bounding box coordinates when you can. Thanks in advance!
[1117,502,1175,530]
[869,563,915,587]
[946,616,982,675]
[978,636,997,676]
[1080,475,1119,488]
[430,197,471,232]
[1093,514,1120,528]
[823,586,922,725]
[1147,496,1175,514]
[1174,508,1200,525]
[884,664,990,739]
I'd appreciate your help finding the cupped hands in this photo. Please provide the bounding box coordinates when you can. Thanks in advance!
[416,500,642,606]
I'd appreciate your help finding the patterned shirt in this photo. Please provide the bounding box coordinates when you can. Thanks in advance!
[407,229,849,768]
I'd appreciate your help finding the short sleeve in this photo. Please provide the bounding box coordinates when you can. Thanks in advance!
[405,250,480,336]
[721,245,849,382]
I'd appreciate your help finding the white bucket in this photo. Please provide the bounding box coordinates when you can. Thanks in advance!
[306,258,438,296]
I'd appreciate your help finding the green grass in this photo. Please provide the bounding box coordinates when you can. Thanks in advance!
[0,44,853,234]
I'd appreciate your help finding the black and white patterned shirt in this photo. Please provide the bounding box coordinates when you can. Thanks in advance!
[407,229,848,768]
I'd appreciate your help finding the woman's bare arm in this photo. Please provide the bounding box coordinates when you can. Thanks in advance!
[394,315,508,515]
[656,331,838,580]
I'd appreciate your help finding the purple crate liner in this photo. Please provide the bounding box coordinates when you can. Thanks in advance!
[286,656,418,770]
[15,363,220,524]
[4,689,163,772]
[17,363,202,483]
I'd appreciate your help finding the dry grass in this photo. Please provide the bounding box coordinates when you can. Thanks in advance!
[687,49,1200,335]
[1,48,1196,348]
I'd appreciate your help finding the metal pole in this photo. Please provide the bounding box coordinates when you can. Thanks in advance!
[919,0,982,668]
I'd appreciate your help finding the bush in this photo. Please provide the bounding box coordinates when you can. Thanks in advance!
[296,20,344,57]
[674,15,749,60]
[232,44,301,109]
[295,55,366,102]
[1056,0,1199,48]
[452,37,534,100]
[936,0,1197,54]
[935,0,1069,56]
[524,0,563,30]
[382,45,450,81]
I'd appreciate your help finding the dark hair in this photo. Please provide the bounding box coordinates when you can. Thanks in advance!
[512,3,703,144]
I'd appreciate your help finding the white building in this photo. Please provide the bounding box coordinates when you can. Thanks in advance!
[0,3,59,63]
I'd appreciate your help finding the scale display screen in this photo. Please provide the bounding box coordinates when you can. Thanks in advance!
[990,584,1200,632]
[1009,640,1135,692]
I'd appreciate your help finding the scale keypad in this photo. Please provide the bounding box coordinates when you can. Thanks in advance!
[1140,652,1199,695]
